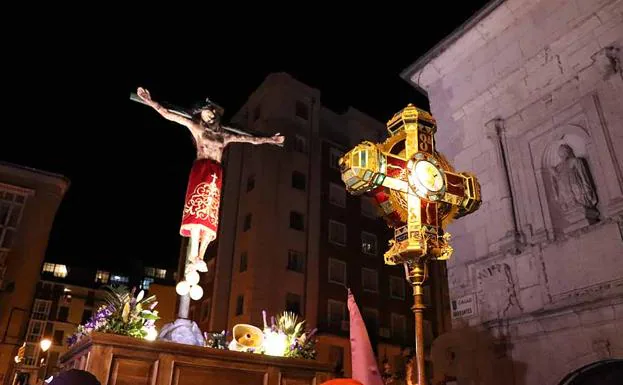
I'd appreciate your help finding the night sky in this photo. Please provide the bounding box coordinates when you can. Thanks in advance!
[3,5,489,270]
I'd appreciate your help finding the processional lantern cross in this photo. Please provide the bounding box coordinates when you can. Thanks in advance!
[339,104,481,385]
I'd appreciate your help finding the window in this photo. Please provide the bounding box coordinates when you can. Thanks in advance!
[144,267,155,277]
[24,343,36,366]
[155,268,166,279]
[57,306,69,322]
[81,309,93,325]
[42,263,55,274]
[243,213,252,231]
[201,298,211,322]
[111,275,129,284]
[42,263,68,278]
[290,211,305,231]
[53,330,64,346]
[361,196,378,218]
[329,148,343,170]
[294,134,307,153]
[362,268,378,293]
[31,300,51,320]
[361,231,377,255]
[141,277,154,290]
[292,171,306,190]
[285,293,302,316]
[26,320,44,342]
[95,270,109,284]
[235,295,244,316]
[239,252,247,272]
[295,100,308,120]
[287,250,305,273]
[327,300,346,328]
[247,175,255,192]
[328,258,346,285]
[329,183,346,208]
[0,190,26,250]
[328,220,346,246]
[390,276,406,299]
[391,313,406,341]
[54,264,68,278]
[362,308,379,332]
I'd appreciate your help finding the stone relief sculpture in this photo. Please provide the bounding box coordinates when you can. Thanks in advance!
[550,144,598,212]
[476,263,522,321]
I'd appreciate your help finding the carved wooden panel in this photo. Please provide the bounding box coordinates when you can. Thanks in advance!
[108,356,157,385]
[172,364,267,385]
[280,370,316,385]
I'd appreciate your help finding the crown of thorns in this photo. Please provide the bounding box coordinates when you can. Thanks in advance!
[192,98,224,117]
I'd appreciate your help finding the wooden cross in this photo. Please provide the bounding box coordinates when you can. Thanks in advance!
[339,104,482,385]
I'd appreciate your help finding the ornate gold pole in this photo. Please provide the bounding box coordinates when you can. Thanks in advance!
[405,261,428,385]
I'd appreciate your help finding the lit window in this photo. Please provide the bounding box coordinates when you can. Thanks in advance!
[95,270,109,284]
[328,258,346,285]
[329,183,346,208]
[361,231,377,255]
[141,277,154,290]
[361,268,378,293]
[111,275,129,284]
[328,220,346,246]
[155,269,166,279]
[42,263,55,274]
[144,267,155,277]
[53,265,68,278]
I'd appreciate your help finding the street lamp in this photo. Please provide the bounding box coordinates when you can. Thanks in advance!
[39,338,52,381]
[39,339,51,353]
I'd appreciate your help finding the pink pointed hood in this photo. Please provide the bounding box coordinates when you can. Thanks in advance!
[348,289,384,385]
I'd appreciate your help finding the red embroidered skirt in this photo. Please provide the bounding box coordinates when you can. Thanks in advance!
[180,158,222,241]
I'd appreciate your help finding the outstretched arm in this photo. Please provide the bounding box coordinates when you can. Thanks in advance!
[137,87,197,130]
[224,130,285,147]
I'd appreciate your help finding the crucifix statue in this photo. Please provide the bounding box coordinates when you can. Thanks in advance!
[339,104,481,385]
[132,88,284,344]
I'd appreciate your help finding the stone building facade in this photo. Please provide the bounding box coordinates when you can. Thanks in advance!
[401,0,623,384]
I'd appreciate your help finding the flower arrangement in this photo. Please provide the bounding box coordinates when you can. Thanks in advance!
[67,286,159,346]
[251,311,316,359]
[274,311,317,359]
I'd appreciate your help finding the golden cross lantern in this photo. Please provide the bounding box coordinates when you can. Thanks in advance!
[339,104,481,385]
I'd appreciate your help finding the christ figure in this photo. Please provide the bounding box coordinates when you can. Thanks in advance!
[137,87,284,276]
